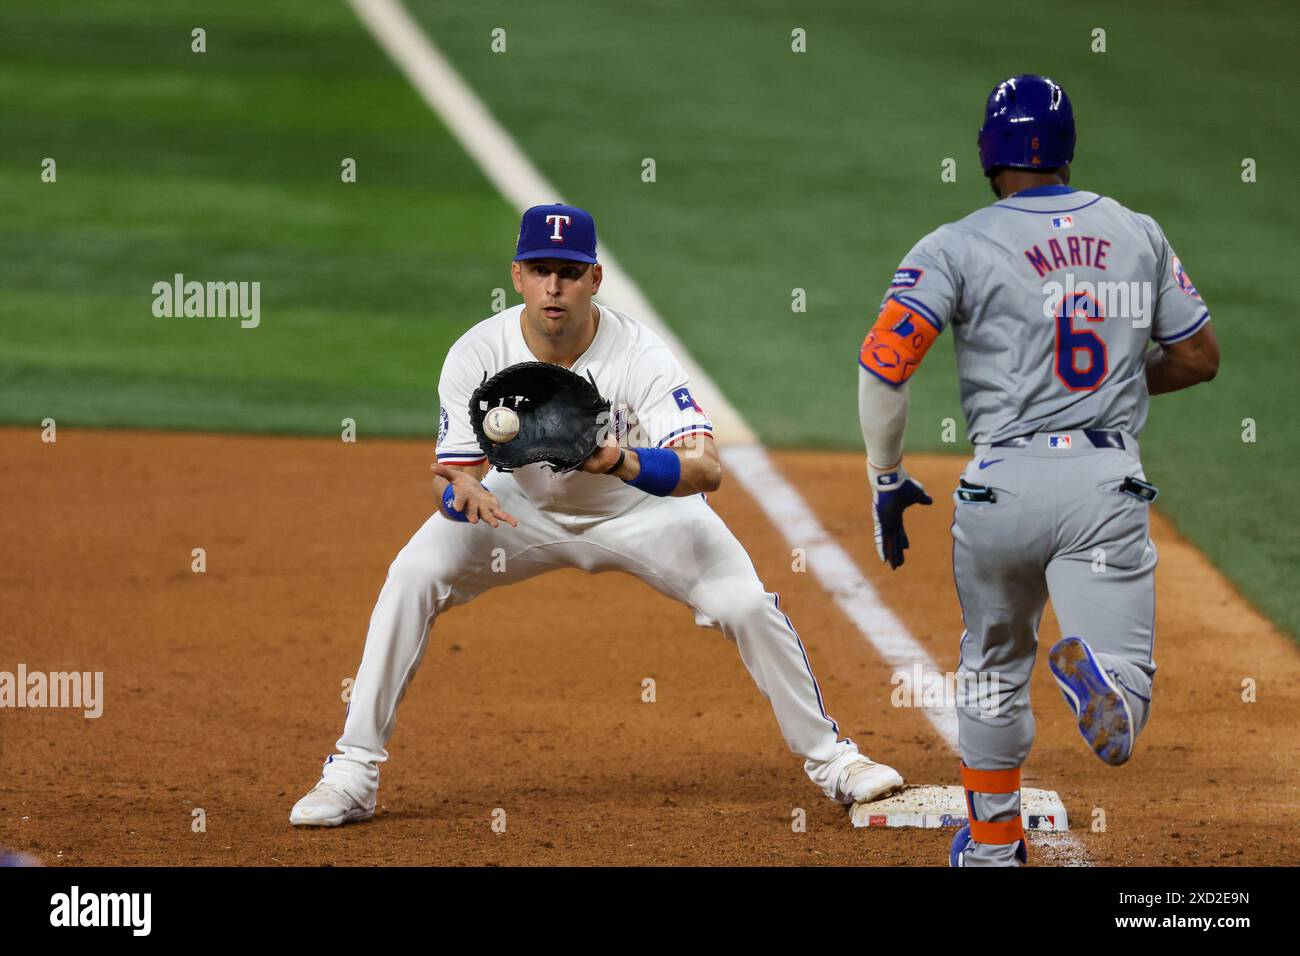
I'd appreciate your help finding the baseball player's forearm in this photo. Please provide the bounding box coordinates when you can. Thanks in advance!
[859,369,910,472]
[860,370,930,568]
[1145,324,1220,395]
[666,441,722,495]
[609,436,722,496]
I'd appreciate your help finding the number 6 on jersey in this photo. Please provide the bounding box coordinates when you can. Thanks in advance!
[1053,290,1107,391]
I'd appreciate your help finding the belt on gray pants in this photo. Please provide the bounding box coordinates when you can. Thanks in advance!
[992,429,1124,450]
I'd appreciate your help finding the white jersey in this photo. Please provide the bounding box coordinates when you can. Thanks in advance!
[435,303,713,525]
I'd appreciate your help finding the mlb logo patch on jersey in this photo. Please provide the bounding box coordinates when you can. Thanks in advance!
[1048,434,1073,449]
[890,268,923,289]
[1051,215,1074,229]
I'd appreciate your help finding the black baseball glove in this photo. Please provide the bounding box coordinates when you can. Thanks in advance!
[468,362,611,473]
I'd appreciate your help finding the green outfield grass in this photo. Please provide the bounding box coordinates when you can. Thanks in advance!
[2,1,1296,635]
[0,0,516,435]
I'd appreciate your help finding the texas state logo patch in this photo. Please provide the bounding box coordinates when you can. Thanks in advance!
[438,405,449,444]
[889,268,923,289]
[673,387,704,414]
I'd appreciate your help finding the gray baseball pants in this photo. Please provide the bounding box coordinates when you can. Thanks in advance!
[950,429,1158,866]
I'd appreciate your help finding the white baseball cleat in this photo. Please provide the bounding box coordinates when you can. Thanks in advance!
[836,757,905,805]
[289,781,375,828]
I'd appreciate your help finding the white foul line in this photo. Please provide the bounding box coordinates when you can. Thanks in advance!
[345,0,1084,858]
[721,445,959,745]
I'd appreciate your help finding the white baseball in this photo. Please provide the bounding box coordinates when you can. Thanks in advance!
[483,406,520,443]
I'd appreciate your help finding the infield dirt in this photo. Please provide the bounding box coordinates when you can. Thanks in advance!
[2,429,1297,866]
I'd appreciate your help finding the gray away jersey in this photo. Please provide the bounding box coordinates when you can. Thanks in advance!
[870,186,1211,444]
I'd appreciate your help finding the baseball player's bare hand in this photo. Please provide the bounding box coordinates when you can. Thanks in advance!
[580,440,628,477]
[431,463,518,528]
[869,465,932,569]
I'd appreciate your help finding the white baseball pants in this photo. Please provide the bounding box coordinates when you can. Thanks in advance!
[318,470,861,802]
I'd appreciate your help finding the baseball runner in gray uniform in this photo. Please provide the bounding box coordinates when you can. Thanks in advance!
[855,75,1220,866]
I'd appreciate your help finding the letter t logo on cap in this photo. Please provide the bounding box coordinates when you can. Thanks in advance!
[515,204,598,263]
[546,214,572,241]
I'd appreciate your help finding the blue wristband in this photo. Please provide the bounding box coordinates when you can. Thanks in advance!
[441,481,476,522]
[626,447,681,497]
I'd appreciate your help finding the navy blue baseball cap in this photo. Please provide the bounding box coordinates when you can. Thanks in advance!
[514,203,598,263]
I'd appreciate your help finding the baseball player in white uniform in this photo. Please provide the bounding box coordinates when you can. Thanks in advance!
[856,76,1220,866]
[291,203,904,827]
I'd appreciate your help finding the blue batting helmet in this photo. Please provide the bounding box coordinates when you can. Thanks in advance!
[977,75,1075,176]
